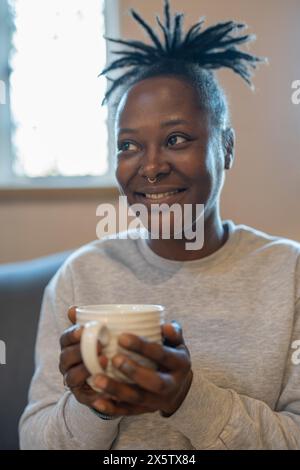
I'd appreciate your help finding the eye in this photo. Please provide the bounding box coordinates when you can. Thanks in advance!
[167,135,188,147]
[117,141,138,153]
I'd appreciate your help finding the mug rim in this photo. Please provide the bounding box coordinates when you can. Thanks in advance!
[76,304,164,315]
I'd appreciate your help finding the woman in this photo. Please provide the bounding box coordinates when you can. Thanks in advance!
[20,1,300,449]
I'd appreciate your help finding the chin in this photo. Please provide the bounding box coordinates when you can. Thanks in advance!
[145,212,186,240]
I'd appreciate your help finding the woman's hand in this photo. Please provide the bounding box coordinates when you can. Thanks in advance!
[59,306,112,409]
[91,322,193,418]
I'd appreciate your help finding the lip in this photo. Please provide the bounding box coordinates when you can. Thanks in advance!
[134,186,188,195]
[133,188,188,208]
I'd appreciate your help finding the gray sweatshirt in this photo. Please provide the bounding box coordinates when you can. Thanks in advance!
[19,220,300,450]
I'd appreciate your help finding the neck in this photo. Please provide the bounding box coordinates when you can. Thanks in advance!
[146,210,227,262]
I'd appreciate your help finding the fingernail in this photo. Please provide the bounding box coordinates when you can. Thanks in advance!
[119,334,132,347]
[99,355,108,370]
[93,399,108,412]
[171,320,182,333]
[94,375,108,389]
[113,356,135,374]
[113,355,125,368]
[121,362,135,374]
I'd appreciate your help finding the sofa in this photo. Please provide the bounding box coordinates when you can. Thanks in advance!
[0,250,72,450]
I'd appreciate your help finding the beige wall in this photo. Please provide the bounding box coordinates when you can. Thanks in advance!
[0,190,119,263]
[0,0,300,263]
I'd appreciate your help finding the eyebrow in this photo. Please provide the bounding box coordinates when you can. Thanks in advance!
[118,119,190,136]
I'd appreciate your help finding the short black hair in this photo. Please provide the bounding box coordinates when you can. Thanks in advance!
[100,0,267,128]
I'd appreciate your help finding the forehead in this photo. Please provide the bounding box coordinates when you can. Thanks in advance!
[116,76,205,129]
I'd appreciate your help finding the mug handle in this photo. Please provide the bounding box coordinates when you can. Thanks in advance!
[80,321,110,376]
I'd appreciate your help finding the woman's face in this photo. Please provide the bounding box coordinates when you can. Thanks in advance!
[115,76,233,234]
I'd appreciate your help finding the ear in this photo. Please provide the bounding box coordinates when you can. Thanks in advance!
[222,128,235,170]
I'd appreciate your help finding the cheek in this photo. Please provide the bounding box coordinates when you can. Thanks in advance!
[115,159,132,189]
[203,150,225,200]
[190,148,224,200]
[115,163,123,185]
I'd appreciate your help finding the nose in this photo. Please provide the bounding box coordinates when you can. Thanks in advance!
[138,143,171,180]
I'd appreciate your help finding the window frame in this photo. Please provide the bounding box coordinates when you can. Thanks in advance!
[0,0,120,190]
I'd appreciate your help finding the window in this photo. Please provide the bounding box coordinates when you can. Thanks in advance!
[0,0,119,188]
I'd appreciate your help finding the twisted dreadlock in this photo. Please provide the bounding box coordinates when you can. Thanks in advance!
[100,0,267,128]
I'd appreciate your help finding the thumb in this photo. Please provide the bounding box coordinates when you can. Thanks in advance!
[68,306,77,325]
[162,321,184,347]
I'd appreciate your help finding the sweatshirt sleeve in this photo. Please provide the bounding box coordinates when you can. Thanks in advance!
[19,262,122,450]
[164,269,300,449]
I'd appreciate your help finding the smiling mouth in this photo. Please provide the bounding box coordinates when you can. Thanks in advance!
[134,188,187,201]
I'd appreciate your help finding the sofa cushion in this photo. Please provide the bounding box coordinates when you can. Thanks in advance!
[0,251,72,449]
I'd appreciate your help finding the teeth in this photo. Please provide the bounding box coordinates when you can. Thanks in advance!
[144,190,180,199]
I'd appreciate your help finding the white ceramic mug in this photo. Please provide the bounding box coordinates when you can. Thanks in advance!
[76,304,165,390]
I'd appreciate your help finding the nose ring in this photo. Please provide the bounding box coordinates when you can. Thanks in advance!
[147,177,157,184]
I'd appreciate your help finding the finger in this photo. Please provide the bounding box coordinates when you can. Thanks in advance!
[118,334,188,371]
[162,322,184,347]
[59,341,105,373]
[92,396,154,417]
[99,355,109,370]
[64,363,91,389]
[92,374,162,411]
[112,354,175,394]
[60,324,83,349]
[74,385,114,407]
[59,343,83,374]
[92,374,146,406]
[64,361,110,391]
[68,306,77,324]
